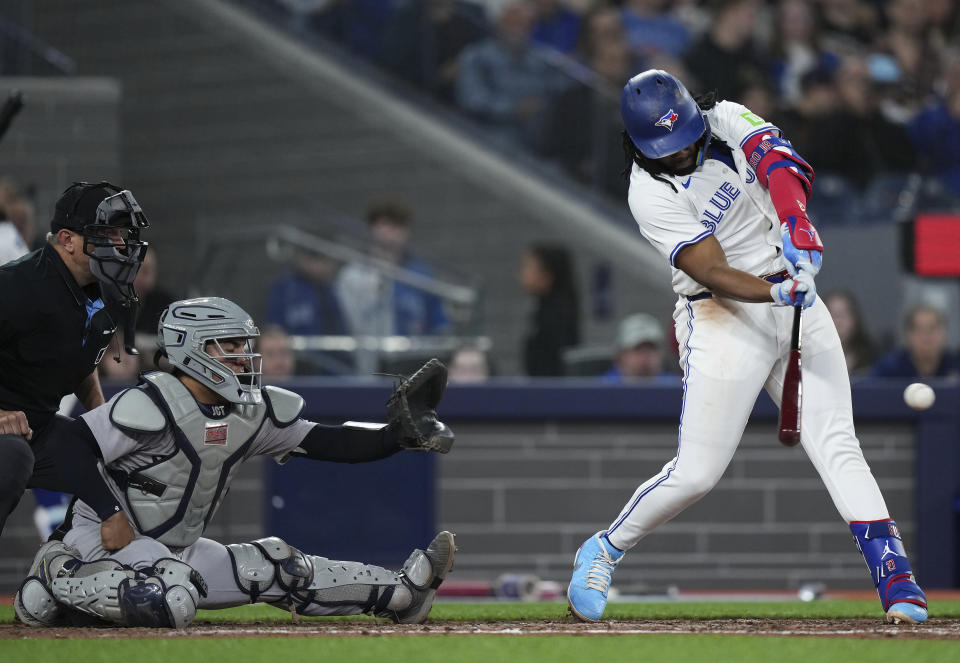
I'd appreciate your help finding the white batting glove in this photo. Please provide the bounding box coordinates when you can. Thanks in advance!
[771,271,817,309]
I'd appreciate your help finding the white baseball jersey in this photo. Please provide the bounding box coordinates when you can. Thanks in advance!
[602,100,891,553]
[627,101,785,296]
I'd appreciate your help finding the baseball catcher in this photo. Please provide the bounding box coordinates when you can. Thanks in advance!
[14,297,456,629]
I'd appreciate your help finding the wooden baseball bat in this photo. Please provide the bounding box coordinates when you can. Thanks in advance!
[778,305,802,446]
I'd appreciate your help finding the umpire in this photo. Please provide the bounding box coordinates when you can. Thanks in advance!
[0,181,149,550]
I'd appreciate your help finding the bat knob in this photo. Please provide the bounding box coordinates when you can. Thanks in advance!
[778,429,801,447]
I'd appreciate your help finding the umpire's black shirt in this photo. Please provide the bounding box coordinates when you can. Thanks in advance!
[0,245,116,435]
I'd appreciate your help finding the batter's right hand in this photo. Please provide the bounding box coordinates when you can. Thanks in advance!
[0,409,32,440]
[771,271,817,309]
[101,511,136,552]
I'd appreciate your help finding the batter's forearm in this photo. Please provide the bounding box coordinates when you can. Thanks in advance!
[696,265,775,303]
[75,370,106,411]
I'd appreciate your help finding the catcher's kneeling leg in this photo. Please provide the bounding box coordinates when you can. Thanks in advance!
[225,532,456,623]
[17,542,207,629]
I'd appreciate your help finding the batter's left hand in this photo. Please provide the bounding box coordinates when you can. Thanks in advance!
[771,271,817,309]
[101,511,135,552]
[780,217,823,277]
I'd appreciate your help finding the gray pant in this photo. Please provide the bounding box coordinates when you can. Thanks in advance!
[61,501,385,614]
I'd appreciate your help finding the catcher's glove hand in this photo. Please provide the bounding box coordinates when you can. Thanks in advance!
[386,358,455,454]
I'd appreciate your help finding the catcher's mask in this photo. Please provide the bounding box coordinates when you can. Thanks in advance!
[51,181,150,307]
[158,297,263,405]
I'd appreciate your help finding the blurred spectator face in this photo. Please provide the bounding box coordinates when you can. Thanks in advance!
[7,197,35,244]
[369,216,410,254]
[614,313,665,378]
[740,83,775,120]
[497,2,536,49]
[826,293,856,344]
[259,328,296,380]
[592,40,632,85]
[519,250,553,295]
[295,250,340,285]
[716,0,760,43]
[885,0,927,35]
[835,57,871,114]
[584,8,626,50]
[906,307,948,371]
[449,347,490,383]
[100,351,141,382]
[134,249,158,296]
[779,0,814,43]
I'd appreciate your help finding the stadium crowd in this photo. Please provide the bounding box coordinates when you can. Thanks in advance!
[267,0,960,218]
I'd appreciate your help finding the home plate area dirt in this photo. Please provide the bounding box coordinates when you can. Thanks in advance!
[2,618,959,639]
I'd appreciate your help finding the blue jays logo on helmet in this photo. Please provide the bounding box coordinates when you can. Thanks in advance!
[621,70,709,160]
[655,109,679,131]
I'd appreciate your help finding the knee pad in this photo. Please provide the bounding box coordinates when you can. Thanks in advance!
[52,557,206,629]
[119,559,207,629]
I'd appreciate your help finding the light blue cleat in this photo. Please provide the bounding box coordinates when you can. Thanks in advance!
[567,531,624,622]
[887,602,928,624]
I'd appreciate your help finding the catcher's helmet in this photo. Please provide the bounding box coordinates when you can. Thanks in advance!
[621,70,709,160]
[158,297,263,405]
[51,181,149,306]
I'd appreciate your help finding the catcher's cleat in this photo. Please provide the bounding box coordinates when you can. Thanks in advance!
[887,602,928,624]
[390,531,457,625]
[14,540,83,627]
[567,531,623,622]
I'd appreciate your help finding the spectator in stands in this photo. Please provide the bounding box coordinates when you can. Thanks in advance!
[908,50,960,197]
[519,243,580,376]
[574,5,627,64]
[258,325,297,380]
[448,345,492,383]
[815,0,879,55]
[336,200,448,337]
[539,36,636,197]
[134,249,177,336]
[870,304,960,378]
[620,0,691,60]
[384,0,488,104]
[683,0,768,100]
[530,0,582,54]
[793,56,916,191]
[824,289,876,376]
[874,0,941,114]
[455,0,571,149]
[267,246,348,337]
[0,179,33,265]
[768,0,839,107]
[601,313,675,382]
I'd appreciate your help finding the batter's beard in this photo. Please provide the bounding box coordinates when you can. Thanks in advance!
[671,160,699,176]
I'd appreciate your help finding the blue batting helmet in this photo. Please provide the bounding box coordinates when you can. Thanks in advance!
[621,70,708,159]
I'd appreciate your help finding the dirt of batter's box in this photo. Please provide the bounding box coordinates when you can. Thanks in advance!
[2,618,960,640]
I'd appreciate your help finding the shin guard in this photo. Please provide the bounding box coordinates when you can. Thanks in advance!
[850,519,927,612]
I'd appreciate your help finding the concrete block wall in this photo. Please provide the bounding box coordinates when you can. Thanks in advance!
[436,421,915,591]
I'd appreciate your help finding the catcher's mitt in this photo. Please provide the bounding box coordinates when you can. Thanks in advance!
[386,358,455,454]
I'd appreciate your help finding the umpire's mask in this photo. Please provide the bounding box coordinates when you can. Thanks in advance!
[52,181,150,308]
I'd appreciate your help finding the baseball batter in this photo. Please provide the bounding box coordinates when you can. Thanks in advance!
[15,297,456,629]
[567,70,927,624]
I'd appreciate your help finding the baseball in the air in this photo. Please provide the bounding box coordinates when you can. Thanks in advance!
[903,383,936,411]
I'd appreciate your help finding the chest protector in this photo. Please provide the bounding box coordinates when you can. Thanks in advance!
[110,372,302,548]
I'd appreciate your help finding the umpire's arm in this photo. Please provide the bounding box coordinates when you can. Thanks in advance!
[74,369,106,412]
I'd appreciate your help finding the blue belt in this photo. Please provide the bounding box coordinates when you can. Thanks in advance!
[686,269,790,301]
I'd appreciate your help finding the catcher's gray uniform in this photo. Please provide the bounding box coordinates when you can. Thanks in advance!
[15,297,455,629]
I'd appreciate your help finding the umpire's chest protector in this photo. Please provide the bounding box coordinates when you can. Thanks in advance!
[110,372,269,548]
